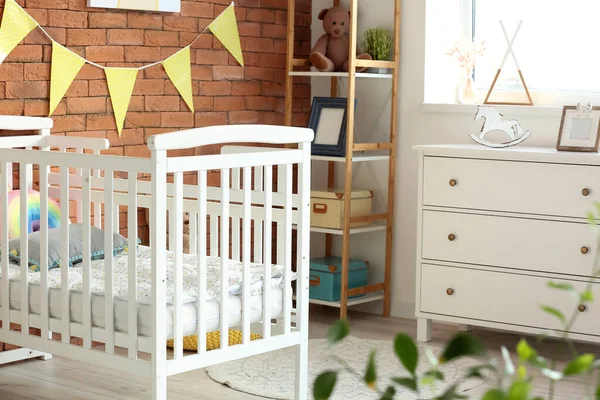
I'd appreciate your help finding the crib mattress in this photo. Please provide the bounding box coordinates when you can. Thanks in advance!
[0,246,291,338]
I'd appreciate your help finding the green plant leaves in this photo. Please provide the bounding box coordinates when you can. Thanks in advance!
[380,386,396,400]
[313,371,338,400]
[516,340,535,361]
[507,380,531,400]
[440,333,486,364]
[327,320,349,345]
[595,383,600,400]
[540,306,566,324]
[394,333,419,375]
[563,354,595,376]
[365,350,377,390]
[581,290,594,302]
[392,377,417,392]
[482,389,506,400]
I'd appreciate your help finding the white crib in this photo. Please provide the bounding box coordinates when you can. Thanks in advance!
[0,116,312,399]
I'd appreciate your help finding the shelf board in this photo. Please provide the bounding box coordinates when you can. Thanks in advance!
[312,151,390,163]
[293,292,385,308]
[288,71,393,79]
[310,221,387,235]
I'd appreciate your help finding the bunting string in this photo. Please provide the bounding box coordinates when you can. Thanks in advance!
[0,0,244,135]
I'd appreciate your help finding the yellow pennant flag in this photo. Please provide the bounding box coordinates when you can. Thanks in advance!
[0,0,38,64]
[162,47,194,113]
[49,42,86,116]
[208,3,244,67]
[105,68,138,136]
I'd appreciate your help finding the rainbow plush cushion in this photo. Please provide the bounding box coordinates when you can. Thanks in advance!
[6,190,61,239]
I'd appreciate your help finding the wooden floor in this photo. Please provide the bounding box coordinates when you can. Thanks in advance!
[0,308,595,399]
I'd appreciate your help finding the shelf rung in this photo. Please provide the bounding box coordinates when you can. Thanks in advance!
[347,283,385,297]
[353,143,392,151]
[292,58,311,67]
[355,60,396,69]
[350,213,388,224]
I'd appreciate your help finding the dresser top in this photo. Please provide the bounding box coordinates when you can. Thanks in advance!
[413,144,600,165]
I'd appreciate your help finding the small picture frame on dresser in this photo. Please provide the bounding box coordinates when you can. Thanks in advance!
[556,105,600,152]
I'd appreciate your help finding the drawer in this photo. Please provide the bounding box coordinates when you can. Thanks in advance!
[420,264,600,337]
[423,156,600,218]
[422,211,596,277]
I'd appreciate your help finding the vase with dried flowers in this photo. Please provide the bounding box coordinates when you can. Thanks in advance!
[446,39,487,104]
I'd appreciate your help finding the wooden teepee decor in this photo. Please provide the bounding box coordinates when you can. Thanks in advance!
[484,21,533,106]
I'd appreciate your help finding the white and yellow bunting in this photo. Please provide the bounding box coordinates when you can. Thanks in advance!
[105,68,138,136]
[49,42,86,116]
[208,3,244,67]
[0,0,38,64]
[162,47,194,113]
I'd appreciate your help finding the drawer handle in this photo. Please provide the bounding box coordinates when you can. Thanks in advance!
[446,288,455,296]
[578,304,587,313]
[449,179,458,187]
[310,275,321,287]
[582,188,591,197]
[581,246,589,255]
[448,234,456,242]
[313,203,328,214]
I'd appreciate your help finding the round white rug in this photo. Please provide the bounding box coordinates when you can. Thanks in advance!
[206,336,487,399]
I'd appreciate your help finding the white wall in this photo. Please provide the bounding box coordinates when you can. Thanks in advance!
[310,0,563,318]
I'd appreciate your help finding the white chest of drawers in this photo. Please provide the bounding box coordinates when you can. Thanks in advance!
[414,145,600,343]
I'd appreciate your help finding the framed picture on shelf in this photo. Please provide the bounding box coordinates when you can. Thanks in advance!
[308,97,357,157]
[557,104,600,152]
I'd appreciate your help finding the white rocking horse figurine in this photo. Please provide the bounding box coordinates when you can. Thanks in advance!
[469,106,531,148]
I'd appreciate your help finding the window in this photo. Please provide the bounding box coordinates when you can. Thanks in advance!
[424,0,600,106]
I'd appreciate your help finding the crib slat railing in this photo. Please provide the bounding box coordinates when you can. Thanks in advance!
[231,168,241,262]
[19,164,30,333]
[104,170,115,354]
[189,213,197,255]
[1,162,8,331]
[173,172,184,360]
[60,167,70,344]
[40,158,50,340]
[263,166,273,339]
[82,168,93,349]
[220,168,230,350]
[93,150,102,229]
[210,215,218,257]
[127,173,138,359]
[197,170,208,355]
[283,164,293,335]
[242,167,251,344]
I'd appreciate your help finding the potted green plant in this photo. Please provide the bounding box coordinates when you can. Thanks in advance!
[361,28,394,74]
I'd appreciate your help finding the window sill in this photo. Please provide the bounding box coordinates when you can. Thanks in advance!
[422,103,563,117]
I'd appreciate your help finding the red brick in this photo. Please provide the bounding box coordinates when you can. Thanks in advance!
[193,96,213,111]
[66,97,106,114]
[145,96,180,111]
[182,32,211,49]
[163,16,197,32]
[229,111,259,124]
[89,12,127,28]
[0,64,24,81]
[133,79,164,95]
[261,82,285,97]
[232,81,261,96]
[214,96,245,111]
[5,45,43,62]
[5,81,48,99]
[24,63,51,81]
[246,96,278,111]
[128,13,162,30]
[123,145,150,158]
[125,46,161,62]
[64,80,88,97]
[24,27,66,45]
[66,29,106,46]
[195,49,229,65]
[212,66,244,80]
[87,114,115,130]
[244,67,274,81]
[27,9,48,25]
[191,65,212,80]
[259,53,286,68]
[144,31,179,47]
[124,112,161,128]
[160,112,194,128]
[89,80,109,96]
[107,128,144,146]
[86,46,124,62]
[107,29,144,46]
[195,111,227,127]
[198,81,231,96]
[48,10,87,28]
[76,64,105,80]
[0,100,24,115]
[237,22,261,37]
[180,1,213,17]
[246,9,276,23]
[52,115,86,132]
[25,99,65,116]
[243,37,274,53]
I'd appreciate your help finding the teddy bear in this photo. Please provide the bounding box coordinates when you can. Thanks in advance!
[310,7,372,72]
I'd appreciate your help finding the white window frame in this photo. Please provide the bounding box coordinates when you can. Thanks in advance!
[457,0,600,107]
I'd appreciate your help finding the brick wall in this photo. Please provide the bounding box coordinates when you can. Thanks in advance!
[0,0,312,242]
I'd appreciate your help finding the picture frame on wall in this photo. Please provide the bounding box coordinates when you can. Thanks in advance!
[308,97,357,157]
[88,0,180,12]
[556,104,600,152]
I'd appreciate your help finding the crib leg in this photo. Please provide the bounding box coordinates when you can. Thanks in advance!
[294,340,308,400]
[39,353,53,361]
[152,368,167,400]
